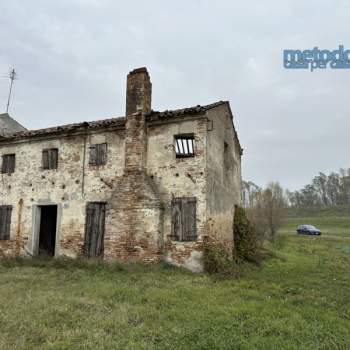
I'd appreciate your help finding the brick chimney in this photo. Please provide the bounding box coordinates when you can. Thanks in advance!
[104,67,163,262]
[126,67,152,116]
[124,67,151,172]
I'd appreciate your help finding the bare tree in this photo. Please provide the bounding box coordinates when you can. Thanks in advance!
[261,182,288,240]
[245,182,288,242]
[242,181,261,208]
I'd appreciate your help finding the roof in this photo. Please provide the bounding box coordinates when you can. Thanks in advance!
[147,101,227,120]
[6,117,125,140]
[0,113,27,136]
[0,101,241,152]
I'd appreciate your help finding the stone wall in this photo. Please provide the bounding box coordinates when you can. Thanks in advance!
[0,115,209,272]
[0,128,125,258]
[0,105,241,272]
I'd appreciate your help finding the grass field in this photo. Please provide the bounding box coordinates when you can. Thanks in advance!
[0,213,349,349]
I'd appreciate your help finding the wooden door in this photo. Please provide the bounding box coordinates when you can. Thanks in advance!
[171,197,197,241]
[84,203,106,257]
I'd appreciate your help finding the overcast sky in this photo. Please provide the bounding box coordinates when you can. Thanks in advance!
[0,1,349,190]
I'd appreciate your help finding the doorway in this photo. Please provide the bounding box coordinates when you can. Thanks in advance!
[38,205,58,256]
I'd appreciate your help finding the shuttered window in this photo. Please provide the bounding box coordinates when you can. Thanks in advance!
[42,148,58,170]
[175,135,195,158]
[1,154,15,174]
[84,202,106,257]
[0,206,12,240]
[89,143,107,166]
[171,197,197,241]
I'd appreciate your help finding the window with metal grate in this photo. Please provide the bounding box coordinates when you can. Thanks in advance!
[174,135,195,158]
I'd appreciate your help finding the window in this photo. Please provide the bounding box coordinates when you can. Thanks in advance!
[174,135,195,158]
[171,197,197,241]
[0,205,12,240]
[42,148,58,170]
[1,154,15,174]
[89,143,107,166]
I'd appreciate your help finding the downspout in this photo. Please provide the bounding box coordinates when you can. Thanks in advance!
[16,198,23,255]
[81,123,88,197]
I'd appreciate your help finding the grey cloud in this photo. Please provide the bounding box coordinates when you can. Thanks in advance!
[0,0,348,190]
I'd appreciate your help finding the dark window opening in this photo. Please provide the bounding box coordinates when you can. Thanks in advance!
[38,205,57,256]
[84,202,106,258]
[171,197,197,241]
[1,154,15,174]
[89,143,107,166]
[175,135,195,158]
[0,205,12,240]
[42,148,58,170]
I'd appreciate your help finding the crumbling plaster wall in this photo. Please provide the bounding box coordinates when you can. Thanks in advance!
[0,115,208,271]
[0,128,125,257]
[205,104,242,253]
[0,109,239,272]
[146,116,208,272]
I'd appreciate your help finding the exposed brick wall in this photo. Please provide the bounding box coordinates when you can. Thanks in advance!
[104,108,163,262]
[124,112,147,171]
[105,170,163,262]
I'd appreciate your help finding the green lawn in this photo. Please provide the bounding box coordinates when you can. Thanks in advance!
[0,215,350,349]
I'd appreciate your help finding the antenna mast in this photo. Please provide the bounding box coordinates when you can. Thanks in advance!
[5,68,18,113]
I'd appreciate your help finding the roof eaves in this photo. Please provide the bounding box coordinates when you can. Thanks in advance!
[0,101,230,143]
[0,117,126,142]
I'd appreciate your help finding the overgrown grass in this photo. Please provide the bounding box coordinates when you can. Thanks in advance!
[0,215,349,349]
[288,204,350,218]
[281,215,350,238]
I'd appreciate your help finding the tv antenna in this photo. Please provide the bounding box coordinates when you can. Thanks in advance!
[5,68,18,113]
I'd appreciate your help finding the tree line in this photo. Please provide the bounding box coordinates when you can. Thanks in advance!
[286,168,350,207]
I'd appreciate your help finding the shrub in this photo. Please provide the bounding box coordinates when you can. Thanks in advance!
[233,206,261,264]
[203,242,234,275]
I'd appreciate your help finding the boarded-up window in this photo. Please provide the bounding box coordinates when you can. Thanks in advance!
[1,154,15,174]
[0,206,12,240]
[84,202,106,257]
[89,143,107,166]
[175,135,195,158]
[171,197,197,241]
[42,148,58,170]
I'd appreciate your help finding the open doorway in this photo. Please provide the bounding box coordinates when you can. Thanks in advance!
[38,205,57,256]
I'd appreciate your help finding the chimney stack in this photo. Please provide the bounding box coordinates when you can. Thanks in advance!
[126,67,152,116]
[105,67,161,262]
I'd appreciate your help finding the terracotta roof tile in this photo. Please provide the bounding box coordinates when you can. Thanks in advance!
[147,101,227,120]
[0,101,227,142]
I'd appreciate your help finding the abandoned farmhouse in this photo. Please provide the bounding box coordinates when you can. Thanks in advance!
[0,68,242,272]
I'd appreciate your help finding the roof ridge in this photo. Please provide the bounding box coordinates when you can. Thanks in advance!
[149,100,227,115]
